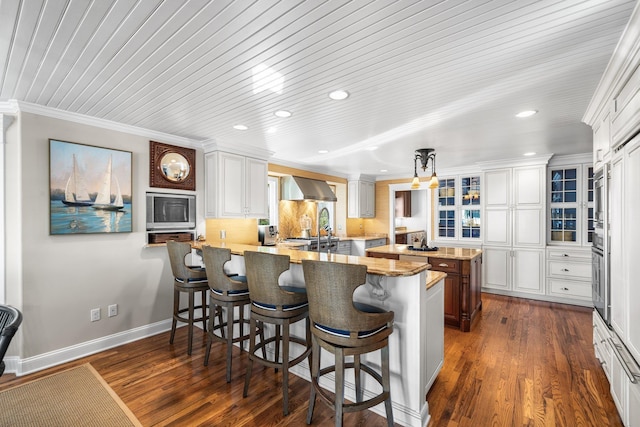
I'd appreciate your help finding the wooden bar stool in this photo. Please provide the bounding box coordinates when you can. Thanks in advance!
[302,259,395,427]
[242,250,312,416]
[201,245,263,382]
[166,240,209,355]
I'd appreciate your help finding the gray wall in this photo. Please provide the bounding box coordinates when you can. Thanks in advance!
[5,111,203,360]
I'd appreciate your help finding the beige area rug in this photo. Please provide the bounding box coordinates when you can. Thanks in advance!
[0,363,142,427]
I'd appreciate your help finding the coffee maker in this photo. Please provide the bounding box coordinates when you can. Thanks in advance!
[258,225,278,246]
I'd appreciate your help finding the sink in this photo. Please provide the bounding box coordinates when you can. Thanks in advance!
[407,245,439,252]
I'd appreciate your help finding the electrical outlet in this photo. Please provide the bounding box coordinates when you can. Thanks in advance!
[220,230,226,239]
[108,304,118,317]
[90,308,101,322]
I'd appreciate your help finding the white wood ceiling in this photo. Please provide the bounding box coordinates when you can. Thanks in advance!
[0,0,636,177]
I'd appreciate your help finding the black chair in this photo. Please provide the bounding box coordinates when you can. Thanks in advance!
[0,304,23,377]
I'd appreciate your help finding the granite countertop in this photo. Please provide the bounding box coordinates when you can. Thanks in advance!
[192,241,429,277]
[345,235,388,241]
[394,229,424,235]
[366,244,482,261]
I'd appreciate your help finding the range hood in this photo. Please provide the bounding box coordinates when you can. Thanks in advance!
[281,176,337,202]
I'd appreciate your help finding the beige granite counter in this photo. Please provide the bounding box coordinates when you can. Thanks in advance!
[366,244,482,260]
[192,241,430,277]
[342,234,388,241]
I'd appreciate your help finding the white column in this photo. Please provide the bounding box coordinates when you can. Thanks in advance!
[0,113,16,303]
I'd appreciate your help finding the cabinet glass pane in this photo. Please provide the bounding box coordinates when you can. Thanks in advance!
[550,207,577,242]
[461,209,480,239]
[550,167,577,203]
[438,209,456,238]
[587,167,594,202]
[461,176,480,206]
[438,179,456,207]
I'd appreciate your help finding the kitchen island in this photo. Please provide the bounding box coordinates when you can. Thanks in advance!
[192,241,445,427]
[366,245,483,332]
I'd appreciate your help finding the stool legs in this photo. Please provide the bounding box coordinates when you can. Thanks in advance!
[170,287,208,356]
[382,345,393,426]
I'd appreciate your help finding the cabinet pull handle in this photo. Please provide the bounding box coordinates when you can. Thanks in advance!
[562,268,569,272]
[561,287,569,291]
[563,253,569,257]
[439,263,449,267]
[609,338,640,384]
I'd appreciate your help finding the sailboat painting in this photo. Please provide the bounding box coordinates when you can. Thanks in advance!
[50,139,132,235]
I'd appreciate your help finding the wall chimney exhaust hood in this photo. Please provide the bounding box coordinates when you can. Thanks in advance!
[281,176,337,202]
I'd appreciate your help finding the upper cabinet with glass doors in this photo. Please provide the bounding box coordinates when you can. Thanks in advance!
[436,175,481,240]
[548,163,594,246]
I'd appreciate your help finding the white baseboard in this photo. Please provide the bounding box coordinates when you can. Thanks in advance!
[12,319,173,376]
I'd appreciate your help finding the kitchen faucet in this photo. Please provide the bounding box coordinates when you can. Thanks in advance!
[318,207,331,253]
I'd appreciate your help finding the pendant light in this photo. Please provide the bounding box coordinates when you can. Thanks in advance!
[411,148,439,190]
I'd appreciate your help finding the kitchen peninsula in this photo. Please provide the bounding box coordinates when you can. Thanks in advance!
[366,245,483,332]
[192,241,446,427]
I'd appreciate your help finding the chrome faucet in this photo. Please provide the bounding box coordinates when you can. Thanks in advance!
[318,207,330,253]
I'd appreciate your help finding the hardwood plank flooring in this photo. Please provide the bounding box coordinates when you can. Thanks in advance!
[427,293,622,427]
[0,293,621,426]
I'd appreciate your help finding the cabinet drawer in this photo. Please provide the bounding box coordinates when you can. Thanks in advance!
[547,248,591,261]
[429,257,460,274]
[364,238,387,249]
[548,260,591,280]
[548,278,591,299]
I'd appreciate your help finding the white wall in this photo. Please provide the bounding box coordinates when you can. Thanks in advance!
[5,111,204,368]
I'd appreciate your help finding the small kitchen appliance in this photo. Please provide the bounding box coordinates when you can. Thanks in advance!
[300,214,312,239]
[258,225,278,246]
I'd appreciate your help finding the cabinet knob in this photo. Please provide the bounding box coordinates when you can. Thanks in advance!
[561,268,569,272]
[563,253,569,257]
[561,287,569,291]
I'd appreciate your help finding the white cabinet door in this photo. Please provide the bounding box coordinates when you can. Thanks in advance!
[513,166,544,206]
[484,208,511,246]
[624,137,640,362]
[513,249,544,294]
[513,207,544,247]
[484,169,510,207]
[348,180,375,218]
[483,247,511,290]
[245,157,268,218]
[205,151,268,218]
[424,279,444,392]
[219,152,245,217]
[629,380,640,427]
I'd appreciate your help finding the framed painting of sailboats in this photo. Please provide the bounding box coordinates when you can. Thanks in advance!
[49,139,132,235]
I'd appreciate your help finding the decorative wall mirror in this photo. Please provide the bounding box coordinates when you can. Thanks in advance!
[149,141,196,190]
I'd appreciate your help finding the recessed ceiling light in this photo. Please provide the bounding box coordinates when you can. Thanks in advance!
[274,110,291,118]
[318,149,329,154]
[328,90,349,100]
[380,169,388,172]
[516,110,538,118]
[524,152,537,156]
[233,124,248,131]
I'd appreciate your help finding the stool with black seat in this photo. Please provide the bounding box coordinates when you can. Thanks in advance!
[242,250,312,416]
[302,259,395,427]
[201,245,264,383]
[166,240,211,355]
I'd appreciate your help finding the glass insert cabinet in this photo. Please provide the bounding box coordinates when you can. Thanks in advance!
[437,176,481,240]
[548,164,593,245]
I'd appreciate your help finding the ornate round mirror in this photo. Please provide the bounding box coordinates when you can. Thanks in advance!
[160,152,190,182]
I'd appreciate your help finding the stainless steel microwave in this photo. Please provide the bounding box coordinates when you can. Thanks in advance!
[146,192,196,230]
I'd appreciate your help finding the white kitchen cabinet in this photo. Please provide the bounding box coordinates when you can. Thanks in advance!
[593,310,612,381]
[610,152,625,339]
[336,240,352,255]
[424,278,444,392]
[593,111,611,171]
[348,180,375,218]
[482,163,547,296]
[205,151,268,218]
[547,161,594,247]
[611,60,640,149]
[624,136,640,363]
[352,237,387,256]
[546,248,592,302]
[434,175,481,242]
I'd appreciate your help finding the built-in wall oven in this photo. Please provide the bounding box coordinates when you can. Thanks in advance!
[592,165,610,326]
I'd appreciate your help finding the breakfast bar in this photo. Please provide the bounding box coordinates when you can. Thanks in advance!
[193,241,446,427]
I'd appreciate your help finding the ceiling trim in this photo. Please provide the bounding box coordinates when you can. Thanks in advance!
[9,100,203,149]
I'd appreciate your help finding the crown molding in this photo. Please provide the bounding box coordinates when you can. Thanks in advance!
[9,100,203,149]
[476,154,554,170]
[201,139,274,160]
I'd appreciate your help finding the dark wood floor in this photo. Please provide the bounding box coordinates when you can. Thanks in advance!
[0,293,622,426]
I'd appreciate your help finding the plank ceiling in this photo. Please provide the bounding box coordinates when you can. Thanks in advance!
[0,0,637,177]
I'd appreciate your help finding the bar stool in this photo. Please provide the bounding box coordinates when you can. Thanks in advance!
[166,240,209,355]
[302,259,395,427]
[242,250,312,416]
[201,245,262,383]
